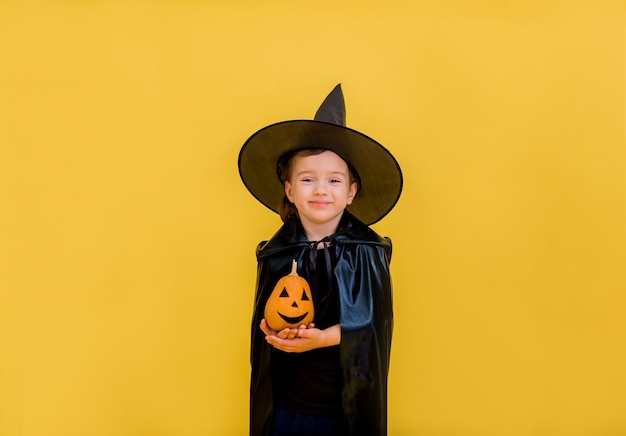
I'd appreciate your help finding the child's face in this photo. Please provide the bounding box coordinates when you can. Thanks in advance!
[284,150,357,232]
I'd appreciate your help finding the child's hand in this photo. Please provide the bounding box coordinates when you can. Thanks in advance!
[260,320,340,353]
[259,318,313,339]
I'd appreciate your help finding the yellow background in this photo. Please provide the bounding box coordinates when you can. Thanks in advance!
[1,1,624,435]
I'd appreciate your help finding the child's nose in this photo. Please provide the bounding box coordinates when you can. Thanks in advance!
[313,182,326,195]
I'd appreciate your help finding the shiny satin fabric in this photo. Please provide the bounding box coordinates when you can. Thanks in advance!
[249,211,394,436]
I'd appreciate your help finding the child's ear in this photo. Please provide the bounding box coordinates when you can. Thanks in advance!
[347,182,357,205]
[284,181,294,203]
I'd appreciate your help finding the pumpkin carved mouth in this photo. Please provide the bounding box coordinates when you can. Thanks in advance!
[277,312,309,325]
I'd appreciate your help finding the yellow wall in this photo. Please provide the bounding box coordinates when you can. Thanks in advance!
[1,1,624,435]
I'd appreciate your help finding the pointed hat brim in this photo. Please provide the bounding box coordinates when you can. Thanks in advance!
[237,85,402,225]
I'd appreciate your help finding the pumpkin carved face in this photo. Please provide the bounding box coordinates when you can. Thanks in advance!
[264,259,314,331]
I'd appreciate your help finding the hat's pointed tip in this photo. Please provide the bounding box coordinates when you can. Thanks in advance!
[330,83,343,97]
[314,83,346,126]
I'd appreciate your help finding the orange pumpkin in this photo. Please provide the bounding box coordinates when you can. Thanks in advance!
[264,259,314,331]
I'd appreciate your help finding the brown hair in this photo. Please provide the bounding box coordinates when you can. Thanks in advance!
[277,148,360,223]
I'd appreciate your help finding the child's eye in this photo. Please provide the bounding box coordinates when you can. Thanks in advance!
[329,178,341,184]
[301,177,314,183]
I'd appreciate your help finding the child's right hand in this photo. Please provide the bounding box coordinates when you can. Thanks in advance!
[259,318,314,340]
[260,319,340,353]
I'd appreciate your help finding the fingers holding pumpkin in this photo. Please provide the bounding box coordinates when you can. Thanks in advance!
[265,328,321,353]
[278,322,317,339]
[260,319,298,338]
[277,327,300,339]
[261,318,332,353]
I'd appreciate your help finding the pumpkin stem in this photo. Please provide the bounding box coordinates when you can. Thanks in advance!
[289,259,298,276]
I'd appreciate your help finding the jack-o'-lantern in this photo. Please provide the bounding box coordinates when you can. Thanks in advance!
[264,259,314,331]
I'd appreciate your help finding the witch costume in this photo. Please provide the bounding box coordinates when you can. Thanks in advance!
[238,84,403,436]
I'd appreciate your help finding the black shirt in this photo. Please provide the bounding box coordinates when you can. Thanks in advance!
[271,247,342,416]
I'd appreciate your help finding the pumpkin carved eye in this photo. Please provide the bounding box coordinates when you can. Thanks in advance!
[264,260,315,331]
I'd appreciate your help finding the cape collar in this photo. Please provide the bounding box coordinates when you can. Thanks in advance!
[257,210,388,260]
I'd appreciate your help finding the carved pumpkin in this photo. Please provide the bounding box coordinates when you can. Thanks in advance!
[264,259,314,331]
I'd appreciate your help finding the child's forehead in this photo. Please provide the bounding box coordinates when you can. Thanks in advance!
[292,150,350,172]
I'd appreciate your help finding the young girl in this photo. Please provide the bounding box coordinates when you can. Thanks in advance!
[238,84,403,436]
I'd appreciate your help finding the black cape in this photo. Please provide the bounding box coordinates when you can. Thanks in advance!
[250,211,394,435]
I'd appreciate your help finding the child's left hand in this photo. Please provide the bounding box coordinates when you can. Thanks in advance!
[260,319,340,353]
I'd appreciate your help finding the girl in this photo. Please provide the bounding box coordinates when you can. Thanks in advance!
[238,84,402,436]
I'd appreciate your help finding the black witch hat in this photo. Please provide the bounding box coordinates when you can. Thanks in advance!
[238,84,402,225]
